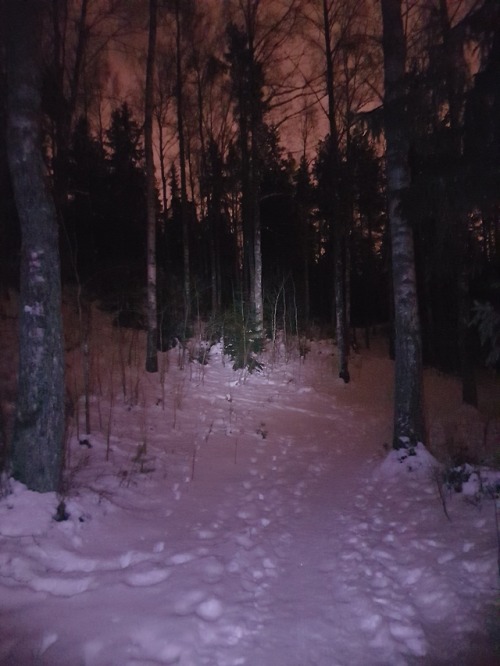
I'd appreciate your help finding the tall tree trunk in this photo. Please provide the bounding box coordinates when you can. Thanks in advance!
[145,0,158,373]
[175,0,190,322]
[242,8,264,333]
[322,0,349,382]
[438,0,477,406]
[252,175,264,330]
[381,0,425,450]
[6,0,65,491]
[195,67,217,313]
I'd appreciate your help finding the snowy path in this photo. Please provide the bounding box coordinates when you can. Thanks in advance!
[0,338,499,665]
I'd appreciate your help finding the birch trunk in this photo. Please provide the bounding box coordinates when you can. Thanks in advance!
[381,0,425,449]
[145,0,158,373]
[322,0,349,382]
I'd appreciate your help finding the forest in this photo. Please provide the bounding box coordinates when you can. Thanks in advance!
[1,0,500,492]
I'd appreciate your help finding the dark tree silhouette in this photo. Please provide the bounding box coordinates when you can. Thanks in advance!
[104,103,147,267]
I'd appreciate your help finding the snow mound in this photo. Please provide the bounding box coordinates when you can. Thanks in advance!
[377,442,440,480]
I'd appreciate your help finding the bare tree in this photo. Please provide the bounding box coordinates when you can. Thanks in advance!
[225,0,300,332]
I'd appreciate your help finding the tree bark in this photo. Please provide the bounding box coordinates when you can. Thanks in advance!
[322,0,350,382]
[6,0,65,491]
[438,0,477,407]
[175,0,191,322]
[381,0,425,449]
[145,0,158,373]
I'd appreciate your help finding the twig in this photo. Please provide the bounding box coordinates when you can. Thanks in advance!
[434,467,451,522]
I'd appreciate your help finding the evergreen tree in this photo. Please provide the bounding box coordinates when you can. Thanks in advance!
[103,103,147,267]
[66,116,107,276]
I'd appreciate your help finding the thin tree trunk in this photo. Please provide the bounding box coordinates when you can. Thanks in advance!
[248,26,264,333]
[439,0,477,405]
[302,207,310,326]
[458,261,478,406]
[155,104,168,234]
[52,0,88,225]
[381,0,425,450]
[252,182,264,330]
[322,0,349,382]
[6,0,65,491]
[145,0,158,373]
[175,0,190,322]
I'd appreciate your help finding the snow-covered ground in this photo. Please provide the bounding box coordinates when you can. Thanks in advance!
[0,303,499,665]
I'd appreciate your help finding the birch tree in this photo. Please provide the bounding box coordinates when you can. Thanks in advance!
[381,0,425,450]
[145,0,158,373]
[6,0,65,491]
[321,0,350,382]
[225,0,299,332]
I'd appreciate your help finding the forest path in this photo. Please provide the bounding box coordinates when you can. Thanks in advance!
[0,336,498,665]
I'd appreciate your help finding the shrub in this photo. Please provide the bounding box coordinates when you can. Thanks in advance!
[222,309,264,372]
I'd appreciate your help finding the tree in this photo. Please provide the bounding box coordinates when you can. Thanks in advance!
[104,103,147,266]
[381,0,425,450]
[293,155,315,325]
[321,0,350,383]
[45,0,89,225]
[145,0,159,373]
[226,16,266,332]
[173,0,192,320]
[66,115,107,275]
[5,0,65,491]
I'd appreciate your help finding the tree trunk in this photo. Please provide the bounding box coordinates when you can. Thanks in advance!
[458,262,478,406]
[322,0,349,382]
[381,0,425,450]
[145,0,158,373]
[438,0,477,405]
[175,0,190,322]
[6,0,65,491]
[252,179,264,331]
[51,0,88,229]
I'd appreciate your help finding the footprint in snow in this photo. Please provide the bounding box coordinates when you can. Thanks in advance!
[174,589,206,615]
[196,529,217,540]
[31,575,94,597]
[124,567,171,587]
[199,556,225,583]
[195,597,223,621]
[169,552,196,565]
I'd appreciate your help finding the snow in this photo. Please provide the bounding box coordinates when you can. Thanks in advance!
[0,309,499,665]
